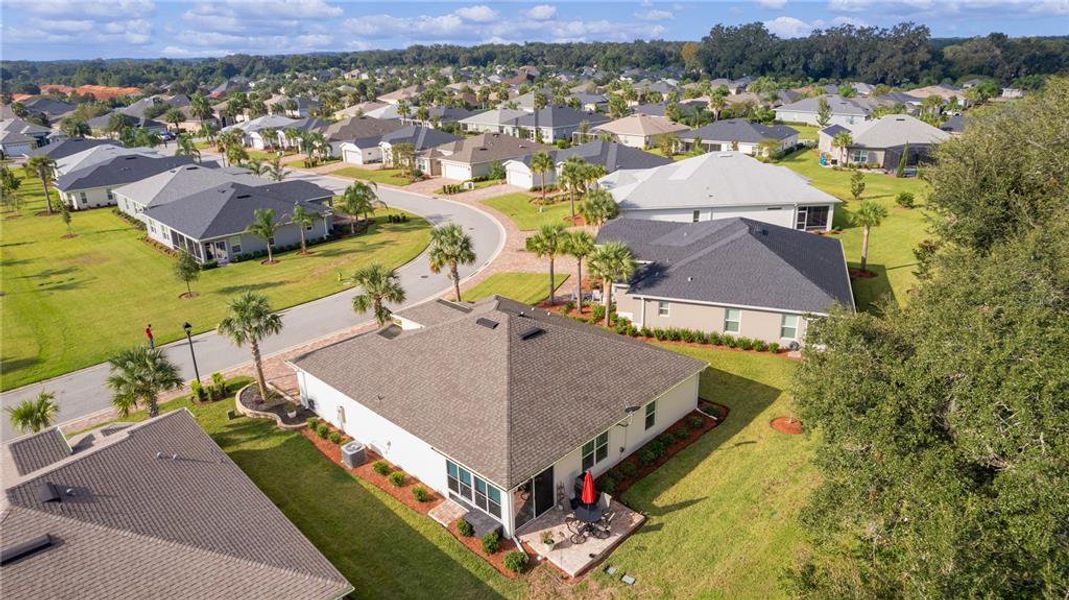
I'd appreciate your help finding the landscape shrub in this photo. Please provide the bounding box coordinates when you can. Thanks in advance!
[316,424,330,439]
[372,460,391,476]
[725,336,739,348]
[306,417,319,429]
[481,531,501,554]
[591,304,606,323]
[620,461,639,478]
[755,340,769,352]
[457,519,475,537]
[896,191,916,208]
[688,415,706,428]
[599,475,618,494]
[328,431,342,444]
[412,486,430,502]
[738,337,755,351]
[673,426,690,441]
[639,447,659,466]
[388,471,406,487]
[657,432,675,447]
[708,331,722,345]
[503,551,528,573]
[640,327,653,338]
[562,301,574,314]
[201,260,219,270]
[769,342,781,353]
[190,380,207,402]
[211,372,227,399]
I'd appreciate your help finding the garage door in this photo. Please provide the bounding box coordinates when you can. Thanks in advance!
[343,148,362,164]
[442,163,471,181]
[507,168,534,190]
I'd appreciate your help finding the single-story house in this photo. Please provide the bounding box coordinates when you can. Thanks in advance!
[817,114,951,171]
[0,411,352,600]
[56,154,199,210]
[573,92,608,112]
[399,106,476,128]
[377,84,423,105]
[774,95,873,126]
[378,126,460,169]
[430,132,550,181]
[113,163,276,220]
[905,84,962,103]
[25,138,119,160]
[457,108,528,134]
[53,144,160,177]
[598,151,841,231]
[0,117,52,157]
[85,112,168,135]
[142,181,333,264]
[20,97,76,120]
[290,295,707,538]
[503,107,610,144]
[590,113,691,149]
[504,140,671,190]
[325,116,404,152]
[221,114,300,149]
[682,119,800,156]
[597,218,855,346]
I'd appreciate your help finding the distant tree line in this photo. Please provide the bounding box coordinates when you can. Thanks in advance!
[1,23,1065,93]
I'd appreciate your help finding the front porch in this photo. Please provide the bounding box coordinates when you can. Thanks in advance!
[516,499,645,578]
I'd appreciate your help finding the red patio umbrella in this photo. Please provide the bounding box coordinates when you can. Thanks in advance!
[581,470,597,506]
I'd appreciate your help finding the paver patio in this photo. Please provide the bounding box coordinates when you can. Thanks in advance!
[517,499,645,578]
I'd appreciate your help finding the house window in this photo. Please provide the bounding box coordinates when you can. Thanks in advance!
[106,189,114,201]
[645,401,656,430]
[582,431,609,472]
[473,477,502,518]
[79,192,87,205]
[849,150,869,164]
[724,308,741,333]
[691,210,701,223]
[796,205,830,230]
[447,460,501,519]
[657,301,670,317]
[229,236,242,254]
[781,315,799,339]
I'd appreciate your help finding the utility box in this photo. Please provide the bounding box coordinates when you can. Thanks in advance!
[340,441,366,468]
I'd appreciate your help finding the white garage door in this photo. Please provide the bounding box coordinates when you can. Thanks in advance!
[442,163,471,181]
[343,148,362,164]
[507,168,534,190]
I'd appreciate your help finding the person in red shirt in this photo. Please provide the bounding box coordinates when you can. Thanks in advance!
[145,324,155,349]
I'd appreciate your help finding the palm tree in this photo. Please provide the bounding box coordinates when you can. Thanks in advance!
[340,181,382,233]
[198,121,218,144]
[565,230,595,313]
[832,131,853,164]
[6,391,59,433]
[854,200,889,273]
[530,151,554,208]
[164,107,186,132]
[579,188,619,230]
[428,222,476,302]
[263,155,289,181]
[350,263,406,326]
[525,223,568,305]
[60,119,90,139]
[260,127,279,150]
[708,94,727,122]
[588,241,637,326]
[218,291,284,404]
[106,346,183,418]
[245,207,281,264]
[175,133,201,162]
[190,92,213,122]
[283,127,303,152]
[291,203,315,254]
[24,156,57,215]
[559,156,588,219]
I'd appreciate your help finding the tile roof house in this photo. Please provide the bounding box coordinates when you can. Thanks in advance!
[0,411,352,600]
[430,132,551,180]
[597,218,854,346]
[817,114,951,171]
[56,154,200,211]
[291,296,706,538]
[683,118,800,156]
[504,140,671,190]
[142,181,333,264]
[599,151,841,231]
[502,107,610,143]
[590,113,691,149]
[774,94,874,127]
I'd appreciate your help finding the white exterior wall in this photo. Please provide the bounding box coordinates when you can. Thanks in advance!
[62,186,114,210]
[440,161,473,181]
[340,143,382,165]
[620,204,797,229]
[776,110,865,127]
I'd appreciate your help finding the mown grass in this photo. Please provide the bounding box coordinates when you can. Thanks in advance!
[482,192,577,231]
[333,166,410,187]
[463,272,569,305]
[0,175,431,390]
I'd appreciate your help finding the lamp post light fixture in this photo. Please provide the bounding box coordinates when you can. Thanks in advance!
[182,322,201,384]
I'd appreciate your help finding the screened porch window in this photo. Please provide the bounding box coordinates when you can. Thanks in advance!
[447,460,502,519]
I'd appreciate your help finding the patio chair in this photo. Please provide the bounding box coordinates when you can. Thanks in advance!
[592,512,615,540]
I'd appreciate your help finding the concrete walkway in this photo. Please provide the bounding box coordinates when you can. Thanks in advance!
[0,172,506,440]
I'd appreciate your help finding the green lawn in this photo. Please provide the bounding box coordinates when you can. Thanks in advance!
[463,272,570,305]
[647,148,689,162]
[482,192,577,231]
[780,122,821,142]
[0,176,431,390]
[779,148,932,311]
[333,166,410,187]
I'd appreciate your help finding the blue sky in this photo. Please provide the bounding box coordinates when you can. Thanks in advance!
[2,1,1066,61]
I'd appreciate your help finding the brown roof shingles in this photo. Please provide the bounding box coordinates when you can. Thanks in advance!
[4,427,71,476]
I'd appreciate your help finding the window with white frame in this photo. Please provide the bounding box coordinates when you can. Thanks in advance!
[582,431,609,472]
[724,308,741,333]
[657,301,670,317]
[645,400,656,430]
[446,460,501,519]
[849,149,869,164]
[780,314,799,339]
[692,210,701,223]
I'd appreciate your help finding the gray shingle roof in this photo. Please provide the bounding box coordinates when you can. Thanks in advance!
[775,94,874,117]
[323,116,403,141]
[55,155,197,191]
[380,125,460,150]
[2,428,71,477]
[293,296,705,489]
[509,106,610,129]
[112,164,270,209]
[144,181,329,240]
[26,138,120,160]
[0,410,351,600]
[688,118,799,143]
[596,218,855,314]
[839,114,951,149]
[513,140,671,173]
[435,132,551,165]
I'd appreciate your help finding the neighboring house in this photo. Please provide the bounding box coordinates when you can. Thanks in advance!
[590,113,690,149]
[1001,87,1025,99]
[333,101,387,119]
[457,108,528,134]
[221,114,300,149]
[25,138,119,160]
[905,83,962,102]
[378,126,460,169]
[54,144,159,177]
[430,132,550,181]
[21,97,76,119]
[504,140,671,190]
[142,181,332,264]
[399,106,476,128]
[774,95,873,126]
[325,116,404,157]
[599,152,841,231]
[0,118,52,157]
[377,84,423,105]
[291,295,706,538]
[56,154,198,210]
[85,112,167,135]
[112,163,272,220]
[503,107,610,144]
[682,119,799,156]
[573,92,608,112]
[817,114,951,171]
[597,217,854,345]
[0,411,352,600]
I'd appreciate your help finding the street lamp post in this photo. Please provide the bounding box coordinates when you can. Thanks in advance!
[182,322,201,384]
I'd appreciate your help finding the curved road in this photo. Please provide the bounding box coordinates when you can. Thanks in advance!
[0,172,505,440]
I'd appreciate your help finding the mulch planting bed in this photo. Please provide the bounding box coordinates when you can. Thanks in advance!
[849,268,877,279]
[445,519,526,579]
[238,386,314,426]
[770,416,804,435]
[600,404,729,497]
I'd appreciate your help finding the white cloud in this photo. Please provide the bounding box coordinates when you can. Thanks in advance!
[755,0,789,8]
[454,5,499,22]
[828,0,1068,17]
[764,15,814,37]
[21,0,156,20]
[525,4,558,20]
[295,33,334,47]
[635,9,675,20]
[345,14,466,39]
